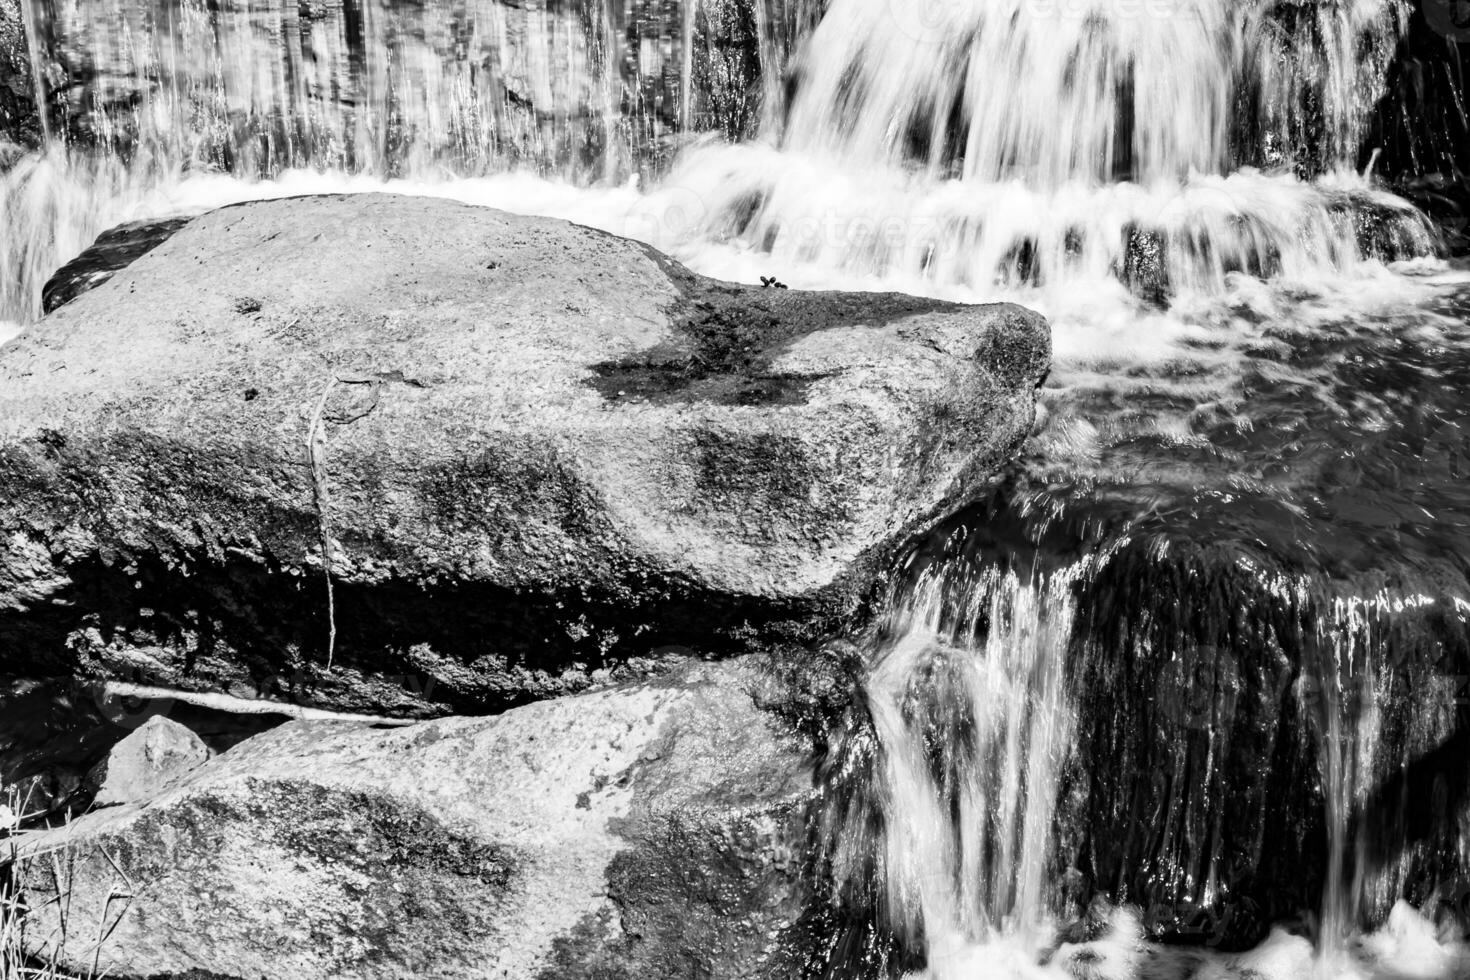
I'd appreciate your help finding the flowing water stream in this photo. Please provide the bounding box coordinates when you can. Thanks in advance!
[2,0,1469,976]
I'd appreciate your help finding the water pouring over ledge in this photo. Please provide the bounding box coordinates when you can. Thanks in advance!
[4,0,1470,976]
[0,0,1451,328]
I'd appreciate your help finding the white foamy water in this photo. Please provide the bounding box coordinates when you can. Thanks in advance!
[835,548,1470,980]
[775,0,1403,185]
[867,564,1082,958]
[4,0,1468,974]
[913,902,1470,980]
[7,148,1458,383]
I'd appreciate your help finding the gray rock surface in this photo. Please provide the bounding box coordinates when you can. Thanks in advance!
[88,714,211,806]
[0,678,289,820]
[13,659,816,980]
[0,193,1049,715]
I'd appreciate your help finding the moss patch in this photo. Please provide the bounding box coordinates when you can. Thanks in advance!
[585,257,962,406]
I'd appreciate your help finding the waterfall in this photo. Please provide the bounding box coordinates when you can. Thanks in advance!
[19,0,807,177]
[0,0,1451,330]
[817,491,1470,978]
[0,0,824,325]
[656,0,1439,306]
[831,559,1086,968]
[2,0,1469,976]
[774,0,1401,184]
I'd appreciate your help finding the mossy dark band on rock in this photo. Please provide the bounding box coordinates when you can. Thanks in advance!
[0,193,1050,716]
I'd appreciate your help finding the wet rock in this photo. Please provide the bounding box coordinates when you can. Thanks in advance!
[1359,203,1440,263]
[12,659,815,980]
[0,193,1049,715]
[686,0,820,146]
[889,484,1470,954]
[998,238,1042,287]
[1365,0,1470,188]
[1118,224,1171,308]
[1324,192,1441,264]
[41,215,192,313]
[1397,174,1470,257]
[0,0,38,150]
[88,714,210,807]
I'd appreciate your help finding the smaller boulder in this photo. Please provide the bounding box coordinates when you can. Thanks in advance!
[16,659,816,980]
[88,715,211,807]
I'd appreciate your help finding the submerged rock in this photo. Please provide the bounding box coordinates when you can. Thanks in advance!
[0,193,1049,715]
[1118,224,1171,308]
[12,659,815,980]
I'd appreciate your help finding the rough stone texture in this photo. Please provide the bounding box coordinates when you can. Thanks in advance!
[0,193,1049,715]
[88,714,211,806]
[0,678,285,820]
[13,659,815,980]
[0,0,38,150]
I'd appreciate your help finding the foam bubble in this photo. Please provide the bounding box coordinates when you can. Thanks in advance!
[898,903,1468,980]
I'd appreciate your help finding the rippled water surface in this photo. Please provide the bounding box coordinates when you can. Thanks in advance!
[3,0,1470,975]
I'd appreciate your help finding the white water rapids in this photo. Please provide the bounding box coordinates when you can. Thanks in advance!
[2,0,1469,976]
[820,541,1470,980]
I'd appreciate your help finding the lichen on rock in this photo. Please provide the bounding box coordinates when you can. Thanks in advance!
[0,193,1051,716]
[12,659,818,980]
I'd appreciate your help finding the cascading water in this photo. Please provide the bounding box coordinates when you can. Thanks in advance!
[0,0,823,326]
[765,0,1397,182]
[0,0,1445,331]
[813,470,1470,977]
[3,0,1470,976]
[655,0,1439,310]
[820,558,1091,977]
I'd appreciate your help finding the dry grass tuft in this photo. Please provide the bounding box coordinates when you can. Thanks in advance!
[1,787,121,980]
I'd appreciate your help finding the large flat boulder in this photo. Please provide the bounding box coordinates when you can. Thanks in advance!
[0,193,1048,714]
[11,659,816,980]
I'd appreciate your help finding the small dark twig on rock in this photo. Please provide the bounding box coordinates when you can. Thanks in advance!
[305,373,385,667]
[306,378,341,667]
